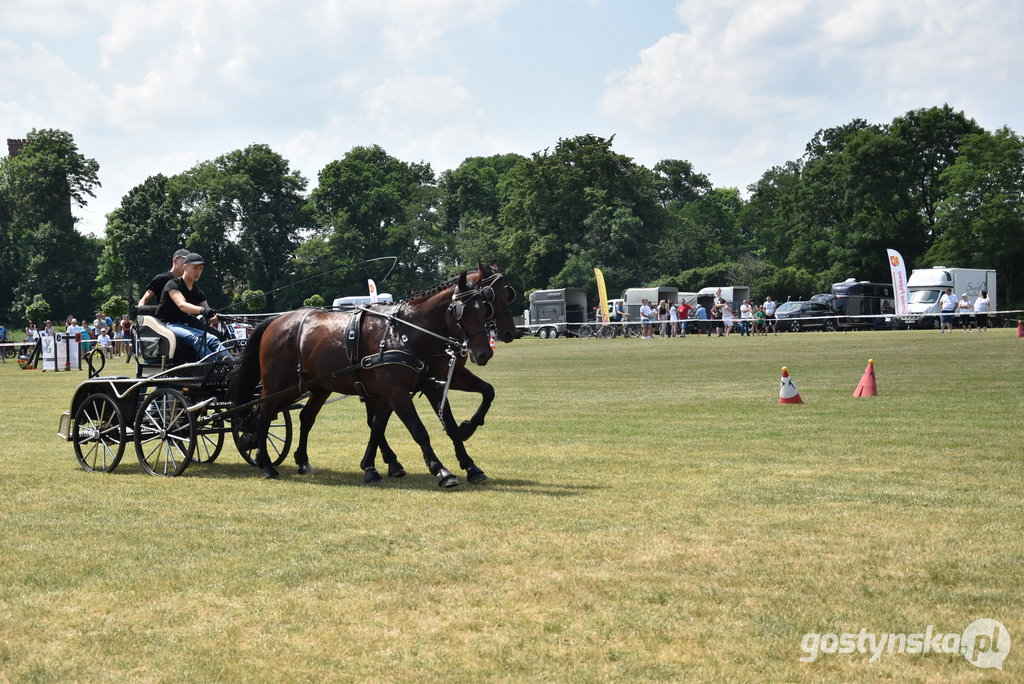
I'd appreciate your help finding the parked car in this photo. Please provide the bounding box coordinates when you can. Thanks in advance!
[775,301,836,332]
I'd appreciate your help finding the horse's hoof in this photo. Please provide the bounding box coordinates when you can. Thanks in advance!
[387,463,406,478]
[297,462,314,476]
[261,466,280,480]
[236,433,258,451]
[458,420,478,441]
[436,469,459,489]
[466,466,489,484]
[364,468,383,485]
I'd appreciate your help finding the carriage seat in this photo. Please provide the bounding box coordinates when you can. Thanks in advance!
[135,314,196,364]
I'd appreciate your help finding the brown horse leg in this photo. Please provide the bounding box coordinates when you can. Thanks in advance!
[253,407,281,480]
[449,368,495,441]
[292,389,329,476]
[359,398,406,481]
[422,382,489,484]
[389,393,459,488]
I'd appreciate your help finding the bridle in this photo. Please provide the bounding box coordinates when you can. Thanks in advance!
[449,282,496,343]
[471,271,516,324]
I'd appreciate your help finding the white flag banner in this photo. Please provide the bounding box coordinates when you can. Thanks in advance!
[368,279,378,304]
[886,249,909,316]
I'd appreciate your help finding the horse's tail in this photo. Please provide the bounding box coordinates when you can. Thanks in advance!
[228,315,279,407]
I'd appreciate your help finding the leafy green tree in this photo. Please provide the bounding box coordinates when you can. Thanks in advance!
[303,144,440,299]
[652,159,712,207]
[25,294,51,322]
[1,129,100,321]
[98,174,190,305]
[303,294,325,307]
[237,289,267,312]
[177,145,308,309]
[931,127,1024,306]
[101,295,129,319]
[499,134,663,299]
[437,153,525,273]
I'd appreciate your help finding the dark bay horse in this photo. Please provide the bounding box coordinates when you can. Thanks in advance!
[229,270,495,485]
[362,263,518,484]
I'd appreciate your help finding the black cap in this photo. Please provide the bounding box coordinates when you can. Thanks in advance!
[173,248,190,259]
[184,253,205,265]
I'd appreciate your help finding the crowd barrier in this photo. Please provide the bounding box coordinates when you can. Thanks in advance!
[516,309,1024,335]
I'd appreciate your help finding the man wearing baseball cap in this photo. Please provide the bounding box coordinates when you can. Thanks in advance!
[156,253,232,361]
[138,248,191,307]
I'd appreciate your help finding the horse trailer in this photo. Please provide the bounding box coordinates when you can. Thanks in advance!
[526,288,588,338]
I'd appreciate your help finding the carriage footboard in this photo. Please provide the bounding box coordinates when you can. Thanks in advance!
[57,410,72,440]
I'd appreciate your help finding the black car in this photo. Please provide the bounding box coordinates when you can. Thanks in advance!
[775,301,836,332]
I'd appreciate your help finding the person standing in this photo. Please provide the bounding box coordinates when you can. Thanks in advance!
[677,300,692,337]
[720,299,735,337]
[139,248,190,307]
[957,293,974,333]
[155,253,232,361]
[973,290,991,332]
[754,305,767,336]
[939,287,958,333]
[695,302,709,336]
[739,299,753,336]
[639,299,654,339]
[762,296,777,334]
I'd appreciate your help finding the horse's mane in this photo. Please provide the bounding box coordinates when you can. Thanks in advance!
[400,264,497,305]
[401,272,464,305]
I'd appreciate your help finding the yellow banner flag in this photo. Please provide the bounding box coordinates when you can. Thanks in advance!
[594,268,610,324]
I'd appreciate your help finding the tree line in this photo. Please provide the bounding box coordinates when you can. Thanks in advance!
[2,103,1022,325]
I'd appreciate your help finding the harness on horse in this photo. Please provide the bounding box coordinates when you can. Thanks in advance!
[289,289,477,410]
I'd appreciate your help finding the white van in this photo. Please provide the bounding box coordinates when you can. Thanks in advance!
[332,293,394,310]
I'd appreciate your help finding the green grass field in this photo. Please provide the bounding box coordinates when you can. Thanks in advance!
[1,329,1021,682]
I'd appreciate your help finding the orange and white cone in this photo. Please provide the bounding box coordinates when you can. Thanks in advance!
[853,359,878,397]
[779,366,803,404]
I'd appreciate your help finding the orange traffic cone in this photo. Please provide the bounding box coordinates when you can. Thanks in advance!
[779,366,803,404]
[854,359,878,397]
[1017,321,1023,337]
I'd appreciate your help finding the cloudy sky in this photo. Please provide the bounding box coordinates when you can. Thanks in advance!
[3,0,1022,235]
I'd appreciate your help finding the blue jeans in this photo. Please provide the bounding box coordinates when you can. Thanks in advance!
[165,322,231,361]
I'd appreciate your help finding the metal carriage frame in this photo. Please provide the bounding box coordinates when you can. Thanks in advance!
[56,316,297,477]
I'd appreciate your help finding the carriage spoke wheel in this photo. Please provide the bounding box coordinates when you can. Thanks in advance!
[577,324,593,339]
[192,412,225,464]
[233,410,293,467]
[73,393,126,473]
[134,388,196,477]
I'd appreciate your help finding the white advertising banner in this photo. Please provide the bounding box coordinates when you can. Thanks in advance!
[887,249,909,316]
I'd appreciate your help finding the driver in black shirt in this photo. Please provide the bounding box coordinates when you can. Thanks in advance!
[139,248,190,308]
[156,252,232,361]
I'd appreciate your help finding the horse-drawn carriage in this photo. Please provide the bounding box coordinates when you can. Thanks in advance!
[56,312,293,476]
[56,264,518,486]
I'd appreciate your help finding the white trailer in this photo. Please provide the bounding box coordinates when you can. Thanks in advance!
[902,267,996,328]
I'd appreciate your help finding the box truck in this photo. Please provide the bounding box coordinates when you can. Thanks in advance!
[902,267,996,328]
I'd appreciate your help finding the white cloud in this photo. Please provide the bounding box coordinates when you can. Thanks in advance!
[602,0,1024,128]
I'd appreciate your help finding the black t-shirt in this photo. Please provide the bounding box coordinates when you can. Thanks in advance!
[156,277,207,325]
[144,271,174,302]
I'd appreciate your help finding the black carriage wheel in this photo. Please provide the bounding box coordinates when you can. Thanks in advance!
[134,388,196,477]
[234,410,293,467]
[193,412,225,464]
[73,393,126,473]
